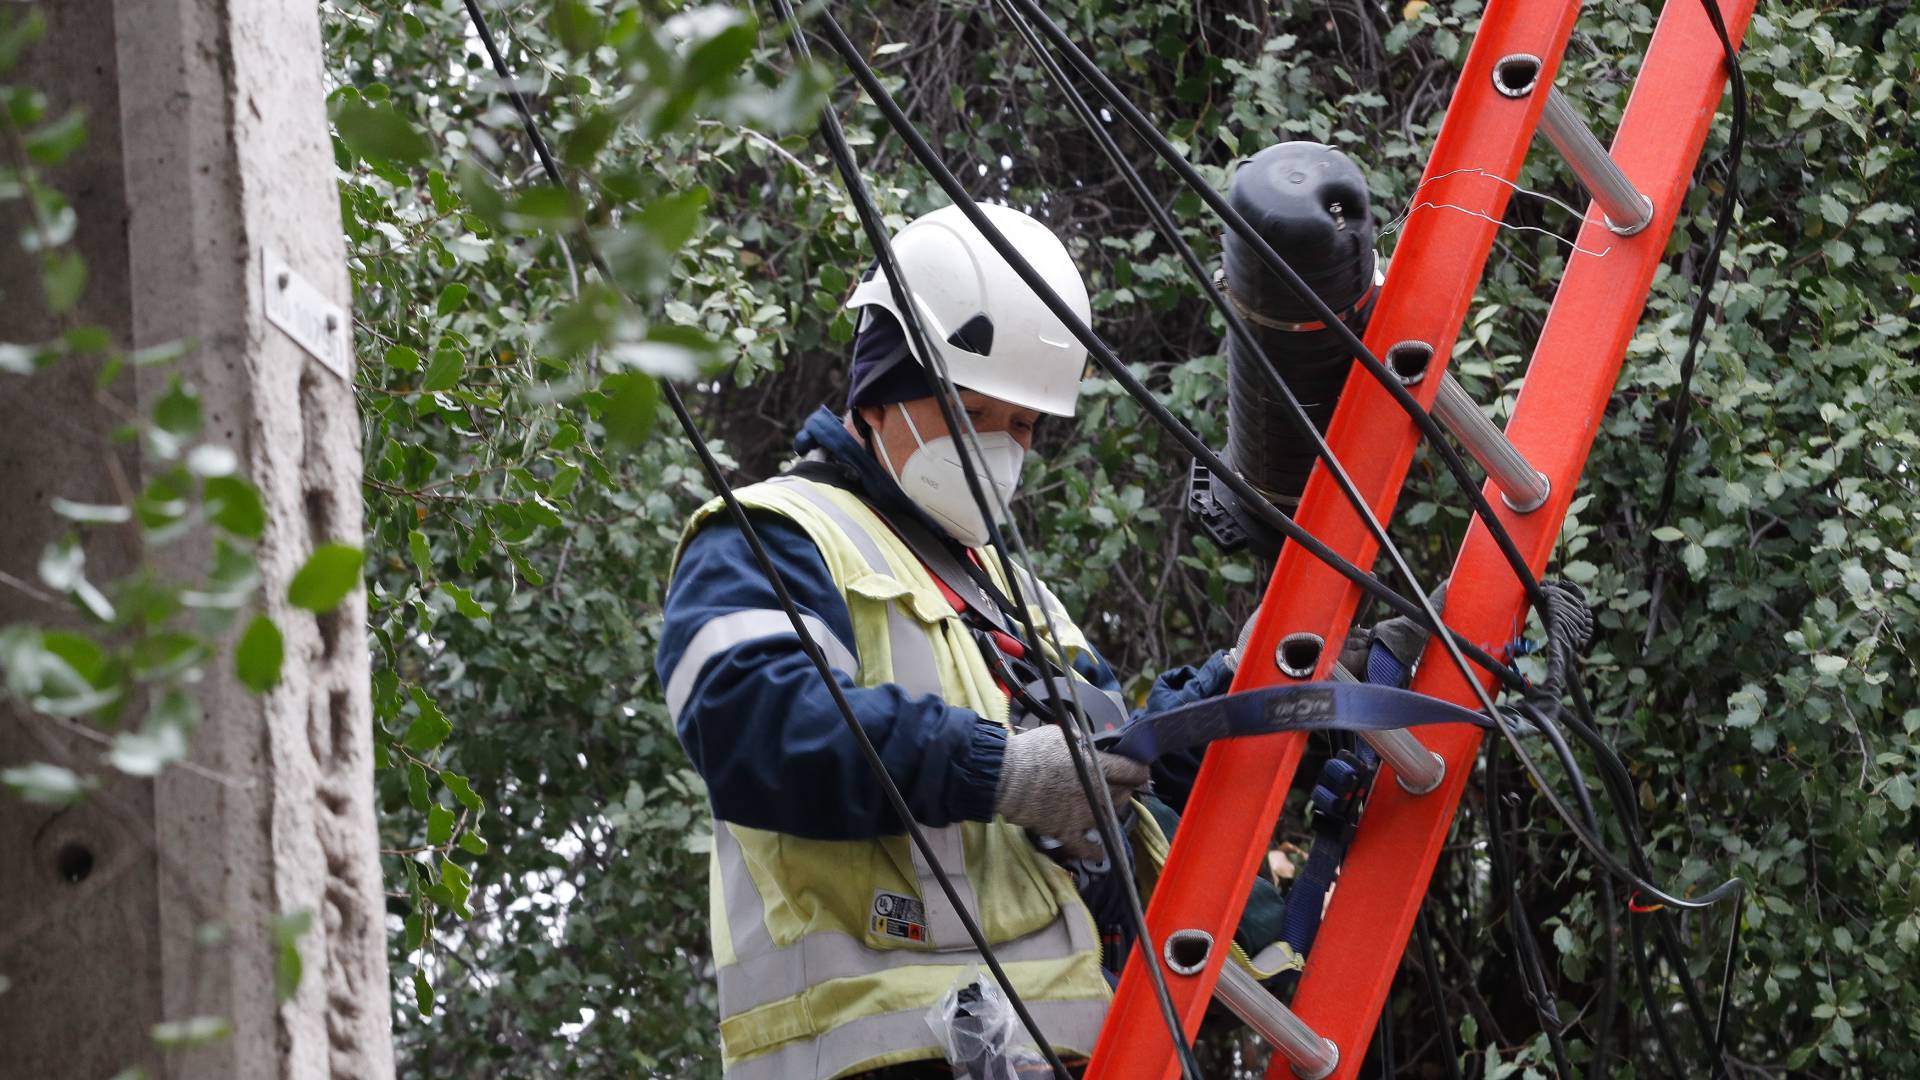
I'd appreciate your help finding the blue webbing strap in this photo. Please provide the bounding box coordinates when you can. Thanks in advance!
[1105,651,1478,764]
[1106,645,1450,967]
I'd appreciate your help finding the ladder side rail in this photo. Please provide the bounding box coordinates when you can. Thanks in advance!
[1280,0,1757,1073]
[1086,1,1588,1074]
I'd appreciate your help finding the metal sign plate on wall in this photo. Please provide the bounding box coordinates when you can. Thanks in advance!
[263,248,351,380]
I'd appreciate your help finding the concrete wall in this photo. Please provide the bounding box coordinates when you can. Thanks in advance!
[0,1,392,1076]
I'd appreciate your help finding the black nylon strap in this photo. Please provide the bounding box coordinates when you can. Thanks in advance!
[784,458,1025,639]
[782,459,1125,731]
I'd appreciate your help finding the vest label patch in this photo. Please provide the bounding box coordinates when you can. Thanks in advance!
[870,890,927,942]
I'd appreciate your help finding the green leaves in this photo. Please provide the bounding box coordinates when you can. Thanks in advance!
[235,614,284,693]
[1883,774,1917,815]
[273,910,313,1003]
[438,582,490,620]
[441,772,484,812]
[434,282,469,316]
[610,325,721,380]
[40,249,84,313]
[150,1016,232,1050]
[506,185,580,227]
[421,348,464,391]
[598,370,660,451]
[39,537,113,622]
[637,186,710,253]
[401,687,452,752]
[106,721,189,777]
[549,0,604,56]
[331,97,431,165]
[205,476,266,539]
[426,803,455,846]
[1,762,95,806]
[407,529,432,578]
[153,376,201,439]
[22,107,85,165]
[288,544,363,611]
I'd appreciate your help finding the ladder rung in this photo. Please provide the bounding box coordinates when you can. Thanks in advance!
[1538,88,1654,236]
[1214,960,1340,1079]
[1433,372,1551,513]
[1331,664,1446,795]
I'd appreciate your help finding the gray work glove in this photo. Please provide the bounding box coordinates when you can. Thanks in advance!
[1338,582,1450,683]
[994,724,1149,861]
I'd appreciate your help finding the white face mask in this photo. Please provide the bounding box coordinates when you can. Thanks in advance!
[873,403,1025,548]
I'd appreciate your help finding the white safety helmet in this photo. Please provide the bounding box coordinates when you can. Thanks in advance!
[847,203,1093,418]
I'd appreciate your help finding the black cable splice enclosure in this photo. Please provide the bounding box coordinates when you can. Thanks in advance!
[1192,142,1378,558]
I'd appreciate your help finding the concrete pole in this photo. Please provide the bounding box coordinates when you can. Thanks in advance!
[0,0,393,1077]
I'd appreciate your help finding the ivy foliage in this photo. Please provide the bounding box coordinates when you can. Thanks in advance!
[321,0,1917,1076]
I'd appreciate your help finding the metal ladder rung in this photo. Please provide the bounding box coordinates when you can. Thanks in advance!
[1434,372,1551,513]
[1213,960,1340,1079]
[1331,663,1446,795]
[1538,87,1654,235]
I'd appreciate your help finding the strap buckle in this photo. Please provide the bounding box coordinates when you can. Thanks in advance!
[1307,748,1375,843]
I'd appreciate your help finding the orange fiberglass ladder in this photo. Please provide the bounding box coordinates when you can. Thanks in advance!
[1087,0,1755,1075]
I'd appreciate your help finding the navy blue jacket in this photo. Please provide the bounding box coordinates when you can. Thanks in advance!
[657,407,1231,839]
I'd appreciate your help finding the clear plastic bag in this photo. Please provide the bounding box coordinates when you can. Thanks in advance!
[923,969,1051,1079]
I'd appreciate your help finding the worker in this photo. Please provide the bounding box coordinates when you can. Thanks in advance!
[656,203,1430,1079]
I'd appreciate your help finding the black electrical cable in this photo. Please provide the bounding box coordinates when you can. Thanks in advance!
[457,0,1746,1068]
[1565,674,1745,1073]
[811,0,1745,946]
[993,4,1752,1071]
[794,21,1556,708]
[1553,7,1751,1061]
[1629,906,1687,1076]
[989,0,1659,873]
[986,0,1741,925]
[997,0,1562,636]
[1623,4,1752,1037]
[454,2,1073,1073]
[1483,733,1578,1078]
[805,17,1745,1079]
[795,22,1599,1080]
[994,18,1646,1067]
[1645,0,1749,549]
[762,2,1204,1074]
[993,0,1466,653]
[993,16,1623,1068]
[808,4,1467,708]
[1414,909,1463,1080]
[1375,997,1395,1079]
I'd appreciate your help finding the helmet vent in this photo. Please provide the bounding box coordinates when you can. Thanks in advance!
[945,313,996,356]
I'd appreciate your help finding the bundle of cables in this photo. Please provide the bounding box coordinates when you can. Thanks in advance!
[452,0,1750,1073]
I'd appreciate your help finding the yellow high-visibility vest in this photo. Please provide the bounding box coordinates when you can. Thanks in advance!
[670,474,1128,1079]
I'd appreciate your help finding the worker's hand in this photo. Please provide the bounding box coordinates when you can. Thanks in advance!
[1338,582,1449,684]
[994,724,1149,860]
[1142,650,1234,714]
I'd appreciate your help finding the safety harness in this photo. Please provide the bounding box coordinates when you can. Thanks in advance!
[785,456,1146,968]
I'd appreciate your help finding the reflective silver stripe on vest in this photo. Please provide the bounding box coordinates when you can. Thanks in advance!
[725,997,1109,1080]
[764,477,985,948]
[665,609,857,722]
[715,827,1099,1017]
